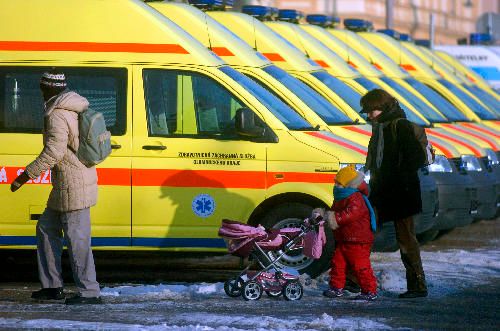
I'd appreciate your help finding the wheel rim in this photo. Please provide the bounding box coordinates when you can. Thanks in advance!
[243,282,262,300]
[284,282,303,300]
[267,217,313,271]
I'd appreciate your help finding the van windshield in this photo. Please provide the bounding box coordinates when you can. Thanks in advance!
[380,77,448,123]
[310,71,363,113]
[354,77,428,126]
[220,66,314,130]
[262,66,354,125]
[404,78,468,122]
[461,84,499,115]
[438,79,497,120]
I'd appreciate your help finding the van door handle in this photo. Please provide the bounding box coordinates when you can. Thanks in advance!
[111,144,122,149]
[142,145,167,150]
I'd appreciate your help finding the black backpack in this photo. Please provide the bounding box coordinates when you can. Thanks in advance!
[390,118,435,167]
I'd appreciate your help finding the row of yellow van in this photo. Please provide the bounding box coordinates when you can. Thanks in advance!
[0,0,498,277]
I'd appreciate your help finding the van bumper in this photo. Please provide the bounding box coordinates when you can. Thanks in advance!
[414,170,439,234]
[468,170,497,220]
[430,171,476,230]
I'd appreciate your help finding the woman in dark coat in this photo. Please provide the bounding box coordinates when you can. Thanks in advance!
[361,89,428,299]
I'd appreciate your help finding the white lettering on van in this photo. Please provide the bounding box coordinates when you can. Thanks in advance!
[0,167,7,183]
[41,170,51,184]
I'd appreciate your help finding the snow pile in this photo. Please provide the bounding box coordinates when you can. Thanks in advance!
[0,314,396,331]
[102,283,224,300]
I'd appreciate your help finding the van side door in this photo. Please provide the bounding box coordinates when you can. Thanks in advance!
[131,66,267,249]
[0,66,132,246]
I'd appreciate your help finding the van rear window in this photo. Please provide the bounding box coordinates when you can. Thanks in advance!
[0,67,127,135]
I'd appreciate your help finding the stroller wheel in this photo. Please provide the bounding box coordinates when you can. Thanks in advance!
[265,290,282,298]
[283,280,303,301]
[242,281,263,301]
[224,277,244,297]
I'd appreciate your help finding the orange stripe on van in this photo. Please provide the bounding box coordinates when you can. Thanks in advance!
[0,41,189,54]
[461,123,500,139]
[347,60,358,68]
[400,64,416,71]
[372,63,382,70]
[262,53,285,62]
[341,126,372,137]
[440,124,498,151]
[426,129,482,157]
[315,60,329,68]
[211,47,234,56]
[466,74,476,83]
[428,141,453,158]
[305,132,367,156]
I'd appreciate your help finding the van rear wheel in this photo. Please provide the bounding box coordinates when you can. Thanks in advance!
[260,202,333,278]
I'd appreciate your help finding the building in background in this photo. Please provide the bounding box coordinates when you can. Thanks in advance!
[243,0,499,45]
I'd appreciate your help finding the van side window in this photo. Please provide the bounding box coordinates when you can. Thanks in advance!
[143,69,244,138]
[0,67,127,135]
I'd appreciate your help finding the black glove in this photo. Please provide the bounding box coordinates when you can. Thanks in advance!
[10,172,30,192]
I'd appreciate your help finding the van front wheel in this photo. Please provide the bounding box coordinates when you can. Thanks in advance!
[260,203,333,278]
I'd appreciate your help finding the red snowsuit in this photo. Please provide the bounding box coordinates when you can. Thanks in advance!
[329,181,377,294]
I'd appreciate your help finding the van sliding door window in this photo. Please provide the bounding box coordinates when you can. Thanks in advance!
[143,69,245,138]
[0,67,127,134]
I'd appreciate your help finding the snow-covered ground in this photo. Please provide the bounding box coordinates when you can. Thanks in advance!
[0,240,498,331]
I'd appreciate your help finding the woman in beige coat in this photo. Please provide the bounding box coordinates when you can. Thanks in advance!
[11,70,101,305]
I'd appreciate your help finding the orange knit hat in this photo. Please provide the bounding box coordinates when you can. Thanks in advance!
[335,165,358,187]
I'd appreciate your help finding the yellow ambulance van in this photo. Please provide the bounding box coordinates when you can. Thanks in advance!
[0,0,362,276]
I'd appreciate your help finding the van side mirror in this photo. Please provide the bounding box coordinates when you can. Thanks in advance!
[235,107,265,138]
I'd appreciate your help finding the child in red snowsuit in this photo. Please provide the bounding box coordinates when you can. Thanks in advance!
[321,165,378,301]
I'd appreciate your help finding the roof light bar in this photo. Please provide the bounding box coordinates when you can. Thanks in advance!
[469,33,493,45]
[343,19,373,32]
[306,14,340,28]
[377,29,401,40]
[415,39,431,48]
[241,5,274,21]
[188,0,232,11]
[399,33,413,42]
[277,9,304,24]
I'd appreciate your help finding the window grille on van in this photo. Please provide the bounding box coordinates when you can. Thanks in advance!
[0,67,127,135]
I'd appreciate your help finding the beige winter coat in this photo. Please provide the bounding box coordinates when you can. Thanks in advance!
[25,91,98,212]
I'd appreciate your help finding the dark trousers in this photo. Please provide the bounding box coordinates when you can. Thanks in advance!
[394,216,427,292]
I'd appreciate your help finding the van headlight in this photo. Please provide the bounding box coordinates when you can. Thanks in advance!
[340,163,370,183]
[486,149,499,166]
[428,155,453,173]
[461,155,483,172]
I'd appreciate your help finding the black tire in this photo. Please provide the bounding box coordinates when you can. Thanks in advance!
[224,277,244,297]
[417,228,439,245]
[283,280,303,301]
[260,202,334,278]
[242,281,263,301]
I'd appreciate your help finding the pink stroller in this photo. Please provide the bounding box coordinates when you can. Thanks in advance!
[218,216,325,301]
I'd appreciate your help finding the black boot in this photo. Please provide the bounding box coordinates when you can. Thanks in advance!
[31,287,65,300]
[65,295,102,305]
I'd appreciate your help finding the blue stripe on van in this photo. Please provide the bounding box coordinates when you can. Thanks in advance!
[0,236,225,248]
[470,66,500,80]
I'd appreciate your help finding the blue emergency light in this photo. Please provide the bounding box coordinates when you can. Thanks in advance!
[306,14,340,28]
[277,9,304,23]
[188,0,232,11]
[343,19,373,32]
[241,5,274,21]
[469,33,493,45]
[415,39,431,48]
[399,33,413,42]
[377,29,401,40]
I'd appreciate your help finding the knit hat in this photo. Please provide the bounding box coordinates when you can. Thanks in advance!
[40,70,67,89]
[335,165,358,187]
